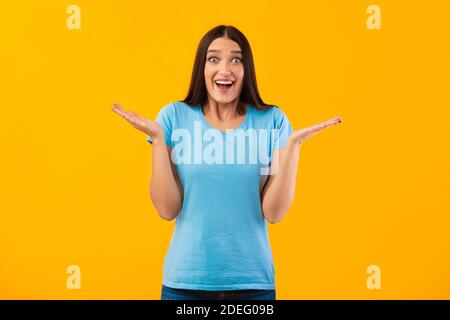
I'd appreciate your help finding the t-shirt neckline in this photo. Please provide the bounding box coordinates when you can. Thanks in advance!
[197,103,251,134]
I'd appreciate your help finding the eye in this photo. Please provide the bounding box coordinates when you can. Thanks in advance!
[232,57,242,64]
[207,56,218,63]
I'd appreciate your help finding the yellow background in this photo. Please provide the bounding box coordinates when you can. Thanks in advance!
[1,0,449,299]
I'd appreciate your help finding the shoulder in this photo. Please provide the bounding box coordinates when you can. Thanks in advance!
[250,104,290,124]
[156,101,197,119]
[160,101,197,115]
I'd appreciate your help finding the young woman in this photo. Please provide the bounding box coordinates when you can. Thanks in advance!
[112,25,342,300]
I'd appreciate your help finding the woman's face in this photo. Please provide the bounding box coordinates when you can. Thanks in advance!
[204,37,244,105]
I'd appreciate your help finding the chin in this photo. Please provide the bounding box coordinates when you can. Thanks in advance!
[210,94,239,104]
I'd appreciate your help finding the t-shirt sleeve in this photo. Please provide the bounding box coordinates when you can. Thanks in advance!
[273,107,293,150]
[146,103,174,148]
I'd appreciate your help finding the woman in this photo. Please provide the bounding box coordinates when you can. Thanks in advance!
[112,25,342,300]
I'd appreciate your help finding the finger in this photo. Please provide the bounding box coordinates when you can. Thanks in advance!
[113,108,133,122]
[112,105,136,122]
[112,103,127,116]
[112,103,141,121]
[328,116,343,125]
[113,102,132,114]
[310,116,343,132]
[127,112,142,124]
[113,102,124,109]
[112,107,129,119]
[126,112,147,128]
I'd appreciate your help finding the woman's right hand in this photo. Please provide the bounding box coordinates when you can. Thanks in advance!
[111,102,164,143]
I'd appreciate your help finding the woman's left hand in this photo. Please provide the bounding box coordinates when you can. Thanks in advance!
[288,116,343,146]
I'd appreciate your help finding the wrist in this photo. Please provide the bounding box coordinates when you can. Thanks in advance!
[287,137,302,150]
[151,130,165,146]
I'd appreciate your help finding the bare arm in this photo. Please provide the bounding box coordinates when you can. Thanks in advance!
[112,103,183,221]
[150,140,183,220]
[261,115,343,224]
[261,143,300,224]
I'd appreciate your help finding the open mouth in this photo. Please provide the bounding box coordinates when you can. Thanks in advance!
[214,80,235,93]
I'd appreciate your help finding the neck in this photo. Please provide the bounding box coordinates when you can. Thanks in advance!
[203,99,243,121]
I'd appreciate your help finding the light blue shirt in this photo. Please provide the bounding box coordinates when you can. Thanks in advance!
[147,101,293,290]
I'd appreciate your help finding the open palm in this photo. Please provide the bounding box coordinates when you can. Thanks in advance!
[289,116,343,145]
[111,102,163,138]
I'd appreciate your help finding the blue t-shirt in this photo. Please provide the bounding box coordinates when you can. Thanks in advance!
[147,101,293,290]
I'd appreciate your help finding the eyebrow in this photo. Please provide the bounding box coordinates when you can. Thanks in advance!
[207,49,242,55]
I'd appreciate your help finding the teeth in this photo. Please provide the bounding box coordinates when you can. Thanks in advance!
[215,80,234,85]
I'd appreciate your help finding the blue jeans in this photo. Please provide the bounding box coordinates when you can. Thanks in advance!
[161,285,276,300]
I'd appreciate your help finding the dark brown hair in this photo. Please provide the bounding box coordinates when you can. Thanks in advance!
[181,25,273,115]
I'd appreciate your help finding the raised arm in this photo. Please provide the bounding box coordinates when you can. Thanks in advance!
[111,103,183,221]
[261,116,343,224]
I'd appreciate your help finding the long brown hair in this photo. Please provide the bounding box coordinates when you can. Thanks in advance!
[181,25,273,115]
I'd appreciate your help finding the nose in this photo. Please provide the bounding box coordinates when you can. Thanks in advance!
[218,60,232,75]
